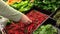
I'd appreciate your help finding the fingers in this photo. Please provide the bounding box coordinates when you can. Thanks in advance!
[21,18,32,24]
[25,19,32,24]
[20,14,32,24]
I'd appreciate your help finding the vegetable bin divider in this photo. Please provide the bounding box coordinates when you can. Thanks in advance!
[25,7,50,34]
[33,25,58,34]
[34,0,60,18]
[33,17,56,32]
[33,17,59,34]
[34,6,60,18]
[53,8,60,29]
[42,17,60,29]
[33,6,52,16]
[32,16,50,32]
[50,7,60,17]
[42,17,56,26]
[4,8,50,34]
[50,17,60,29]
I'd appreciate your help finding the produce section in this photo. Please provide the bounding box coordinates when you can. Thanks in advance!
[0,0,60,34]
[4,10,48,34]
[6,0,33,13]
[10,1,33,13]
[34,0,60,12]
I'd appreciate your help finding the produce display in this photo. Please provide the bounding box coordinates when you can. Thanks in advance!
[1,0,60,34]
[54,10,60,26]
[11,1,33,13]
[5,0,60,13]
[4,10,48,34]
[26,10,48,34]
[33,24,58,34]
[34,0,60,12]
[6,0,33,13]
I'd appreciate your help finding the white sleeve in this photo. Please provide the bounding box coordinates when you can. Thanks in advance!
[0,16,8,31]
[0,0,23,22]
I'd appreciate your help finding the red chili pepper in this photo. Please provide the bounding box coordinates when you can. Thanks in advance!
[14,31,20,34]
[27,24,35,32]
[20,28,25,31]
[4,10,48,34]
[8,30,14,34]
[19,32,24,34]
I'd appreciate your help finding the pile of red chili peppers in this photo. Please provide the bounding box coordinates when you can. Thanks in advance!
[4,10,48,34]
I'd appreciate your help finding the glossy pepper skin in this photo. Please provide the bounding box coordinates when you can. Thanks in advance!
[10,1,33,13]
[4,10,48,34]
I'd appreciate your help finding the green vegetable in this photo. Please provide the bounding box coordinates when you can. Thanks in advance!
[33,24,57,34]
[54,12,60,20]
[6,20,11,25]
[19,2,33,12]
[34,0,60,12]
[57,19,60,26]
[54,10,60,26]
[0,16,2,19]
[10,1,33,13]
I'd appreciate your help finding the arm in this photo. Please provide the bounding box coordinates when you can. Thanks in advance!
[0,0,32,23]
[0,0,22,22]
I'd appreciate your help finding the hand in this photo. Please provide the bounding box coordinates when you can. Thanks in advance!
[20,14,32,24]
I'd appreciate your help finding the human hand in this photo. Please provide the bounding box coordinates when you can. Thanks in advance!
[20,14,32,24]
